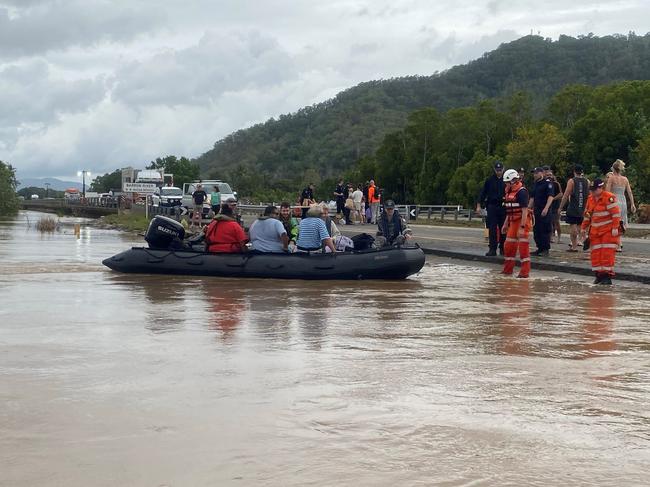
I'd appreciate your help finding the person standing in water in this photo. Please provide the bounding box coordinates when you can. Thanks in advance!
[560,164,589,252]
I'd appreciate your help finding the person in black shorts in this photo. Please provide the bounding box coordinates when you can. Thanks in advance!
[560,164,589,251]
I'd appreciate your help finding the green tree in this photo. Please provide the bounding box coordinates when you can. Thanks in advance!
[446,151,499,207]
[0,161,19,215]
[147,155,200,188]
[631,131,650,203]
[506,123,570,178]
[90,169,122,192]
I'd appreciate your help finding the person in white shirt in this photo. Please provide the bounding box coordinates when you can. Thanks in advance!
[351,184,364,224]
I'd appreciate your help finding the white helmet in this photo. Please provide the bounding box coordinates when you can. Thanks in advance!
[503,169,519,183]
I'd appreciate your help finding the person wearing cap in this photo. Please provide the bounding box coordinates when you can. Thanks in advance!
[517,167,526,182]
[204,202,248,253]
[560,164,590,251]
[500,169,532,278]
[476,161,506,256]
[376,200,412,247]
[224,196,244,228]
[544,166,564,243]
[529,167,555,256]
[580,179,621,285]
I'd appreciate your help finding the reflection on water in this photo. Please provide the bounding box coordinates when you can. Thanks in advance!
[1,211,650,486]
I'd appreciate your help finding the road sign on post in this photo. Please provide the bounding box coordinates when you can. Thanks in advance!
[123,182,156,193]
[409,205,417,220]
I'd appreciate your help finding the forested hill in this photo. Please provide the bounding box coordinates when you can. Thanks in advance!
[195,33,650,183]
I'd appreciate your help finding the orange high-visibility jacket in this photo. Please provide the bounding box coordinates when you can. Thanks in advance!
[581,191,621,236]
[368,185,380,203]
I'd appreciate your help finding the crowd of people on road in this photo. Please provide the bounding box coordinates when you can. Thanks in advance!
[477,159,636,285]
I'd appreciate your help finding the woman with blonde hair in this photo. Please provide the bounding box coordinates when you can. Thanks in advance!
[605,159,636,251]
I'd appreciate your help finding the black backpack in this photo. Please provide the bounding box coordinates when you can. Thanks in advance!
[351,233,375,251]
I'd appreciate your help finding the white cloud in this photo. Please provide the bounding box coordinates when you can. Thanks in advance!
[0,0,648,179]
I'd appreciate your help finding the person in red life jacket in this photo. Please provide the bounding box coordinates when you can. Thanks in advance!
[204,203,248,253]
[500,169,533,278]
[580,178,621,285]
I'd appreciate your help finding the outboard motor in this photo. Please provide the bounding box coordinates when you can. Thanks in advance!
[144,215,185,249]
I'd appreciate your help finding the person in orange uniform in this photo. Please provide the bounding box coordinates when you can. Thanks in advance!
[367,179,381,224]
[581,178,621,285]
[500,169,533,278]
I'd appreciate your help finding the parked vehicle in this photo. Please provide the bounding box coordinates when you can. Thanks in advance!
[181,180,236,208]
[151,186,183,207]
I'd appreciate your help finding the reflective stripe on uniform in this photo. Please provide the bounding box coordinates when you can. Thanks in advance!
[521,257,531,262]
[606,203,618,209]
[592,220,612,227]
[592,211,609,217]
[504,257,516,261]
[506,237,518,243]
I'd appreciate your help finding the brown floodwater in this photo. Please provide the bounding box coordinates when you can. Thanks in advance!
[1,211,649,486]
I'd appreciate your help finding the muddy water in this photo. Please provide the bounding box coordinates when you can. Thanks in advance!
[1,211,649,486]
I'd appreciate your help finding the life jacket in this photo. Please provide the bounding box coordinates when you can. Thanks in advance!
[503,182,528,221]
[582,191,621,236]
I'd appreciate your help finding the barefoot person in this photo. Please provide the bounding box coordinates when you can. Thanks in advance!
[559,164,589,252]
[605,159,636,251]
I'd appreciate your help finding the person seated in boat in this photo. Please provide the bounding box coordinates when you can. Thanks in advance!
[204,203,248,253]
[375,200,412,247]
[249,205,289,253]
[278,202,299,245]
[224,196,244,228]
[296,204,336,253]
[320,203,341,238]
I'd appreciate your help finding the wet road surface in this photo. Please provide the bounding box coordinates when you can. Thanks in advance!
[1,212,649,486]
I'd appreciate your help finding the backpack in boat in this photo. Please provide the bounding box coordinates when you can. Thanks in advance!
[350,233,375,251]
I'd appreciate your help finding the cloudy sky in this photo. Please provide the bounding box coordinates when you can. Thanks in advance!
[1,0,647,181]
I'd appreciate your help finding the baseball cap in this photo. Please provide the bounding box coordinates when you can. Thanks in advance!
[532,167,544,173]
[225,196,237,203]
[574,164,584,173]
[384,200,396,209]
[542,165,551,171]
[494,161,504,170]
[590,178,605,190]
[518,167,526,173]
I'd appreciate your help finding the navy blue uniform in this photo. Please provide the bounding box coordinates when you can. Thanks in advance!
[531,177,554,252]
[478,174,506,253]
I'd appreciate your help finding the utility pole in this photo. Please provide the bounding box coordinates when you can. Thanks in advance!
[44,182,50,198]
[77,170,91,198]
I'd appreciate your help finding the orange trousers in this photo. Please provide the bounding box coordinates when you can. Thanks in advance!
[589,232,617,277]
[502,219,531,277]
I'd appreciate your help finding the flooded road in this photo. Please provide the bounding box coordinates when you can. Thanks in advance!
[1,211,649,486]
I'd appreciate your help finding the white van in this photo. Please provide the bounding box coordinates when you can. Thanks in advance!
[182,180,236,208]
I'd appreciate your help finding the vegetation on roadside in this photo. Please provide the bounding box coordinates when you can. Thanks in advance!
[0,160,19,216]
[102,212,150,233]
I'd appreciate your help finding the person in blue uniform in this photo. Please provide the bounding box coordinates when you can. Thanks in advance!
[476,161,506,256]
[529,166,555,256]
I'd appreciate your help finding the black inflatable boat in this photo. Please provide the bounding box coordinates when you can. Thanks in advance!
[102,216,425,280]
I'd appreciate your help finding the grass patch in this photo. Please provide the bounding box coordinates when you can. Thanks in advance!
[102,212,150,233]
[36,215,57,232]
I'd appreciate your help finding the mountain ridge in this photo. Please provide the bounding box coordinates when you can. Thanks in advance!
[194,33,650,184]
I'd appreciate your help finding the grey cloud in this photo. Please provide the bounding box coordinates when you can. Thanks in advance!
[0,59,106,137]
[111,30,297,107]
[0,1,165,58]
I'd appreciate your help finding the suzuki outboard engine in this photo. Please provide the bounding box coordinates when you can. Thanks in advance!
[145,215,185,249]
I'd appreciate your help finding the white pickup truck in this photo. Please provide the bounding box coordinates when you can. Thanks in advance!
[182,181,236,208]
[151,186,184,207]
